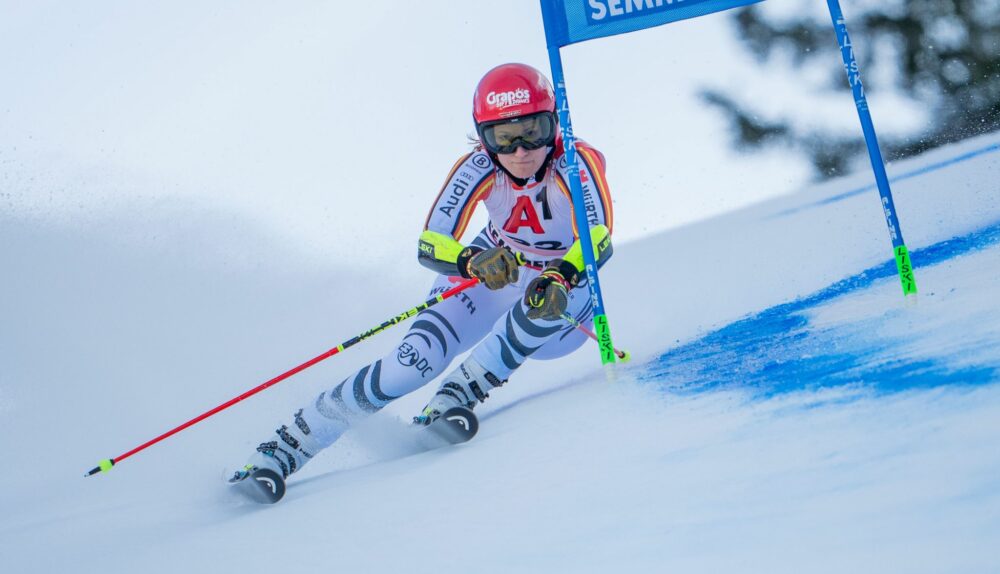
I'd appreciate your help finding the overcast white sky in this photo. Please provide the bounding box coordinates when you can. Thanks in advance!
[0,1,923,266]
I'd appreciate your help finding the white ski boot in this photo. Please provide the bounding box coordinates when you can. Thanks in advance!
[413,357,505,425]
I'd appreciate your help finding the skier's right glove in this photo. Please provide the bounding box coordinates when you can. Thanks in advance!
[458,246,520,290]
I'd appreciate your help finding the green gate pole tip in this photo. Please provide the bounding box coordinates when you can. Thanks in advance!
[85,458,114,477]
[894,245,918,296]
[593,314,617,365]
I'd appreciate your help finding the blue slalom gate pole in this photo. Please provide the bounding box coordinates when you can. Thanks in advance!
[546,45,618,364]
[827,0,917,296]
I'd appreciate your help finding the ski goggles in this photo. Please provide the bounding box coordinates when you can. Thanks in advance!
[478,112,557,155]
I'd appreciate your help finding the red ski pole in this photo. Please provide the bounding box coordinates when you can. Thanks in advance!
[85,278,480,477]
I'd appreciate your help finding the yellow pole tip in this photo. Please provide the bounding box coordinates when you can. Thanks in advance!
[99,459,114,472]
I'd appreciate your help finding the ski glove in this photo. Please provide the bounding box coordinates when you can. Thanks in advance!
[459,246,519,290]
[524,260,576,321]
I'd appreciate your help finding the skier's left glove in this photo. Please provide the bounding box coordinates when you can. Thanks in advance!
[524,259,578,321]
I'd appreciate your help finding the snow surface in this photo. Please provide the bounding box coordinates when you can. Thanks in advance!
[2,131,999,572]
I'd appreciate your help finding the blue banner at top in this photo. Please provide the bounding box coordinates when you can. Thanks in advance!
[540,0,764,47]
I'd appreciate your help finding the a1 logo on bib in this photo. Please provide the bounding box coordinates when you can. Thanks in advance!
[503,196,545,234]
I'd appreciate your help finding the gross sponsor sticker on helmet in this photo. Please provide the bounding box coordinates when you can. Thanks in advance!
[486,88,531,110]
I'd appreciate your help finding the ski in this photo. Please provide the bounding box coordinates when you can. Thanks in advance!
[229,407,477,505]
[228,464,286,504]
[420,406,479,446]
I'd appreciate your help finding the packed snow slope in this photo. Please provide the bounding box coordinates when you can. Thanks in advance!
[2,134,999,573]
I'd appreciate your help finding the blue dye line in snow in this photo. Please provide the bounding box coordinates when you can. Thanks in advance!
[640,221,1000,397]
[773,141,1000,218]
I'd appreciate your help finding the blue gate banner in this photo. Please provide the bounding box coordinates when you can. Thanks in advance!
[541,0,764,47]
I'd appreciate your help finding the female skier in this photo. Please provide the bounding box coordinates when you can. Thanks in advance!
[237,62,614,485]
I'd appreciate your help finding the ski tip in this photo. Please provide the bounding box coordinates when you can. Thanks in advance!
[252,468,286,504]
[230,466,286,504]
[84,458,115,477]
[437,406,479,443]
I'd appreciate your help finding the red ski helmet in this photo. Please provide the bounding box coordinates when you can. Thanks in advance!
[472,63,556,125]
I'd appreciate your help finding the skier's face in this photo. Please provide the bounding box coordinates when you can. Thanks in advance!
[479,112,556,179]
[495,144,550,179]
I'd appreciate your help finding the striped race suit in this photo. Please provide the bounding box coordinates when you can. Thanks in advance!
[254,141,614,477]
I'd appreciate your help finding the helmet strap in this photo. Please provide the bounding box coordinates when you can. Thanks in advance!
[489,146,556,187]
